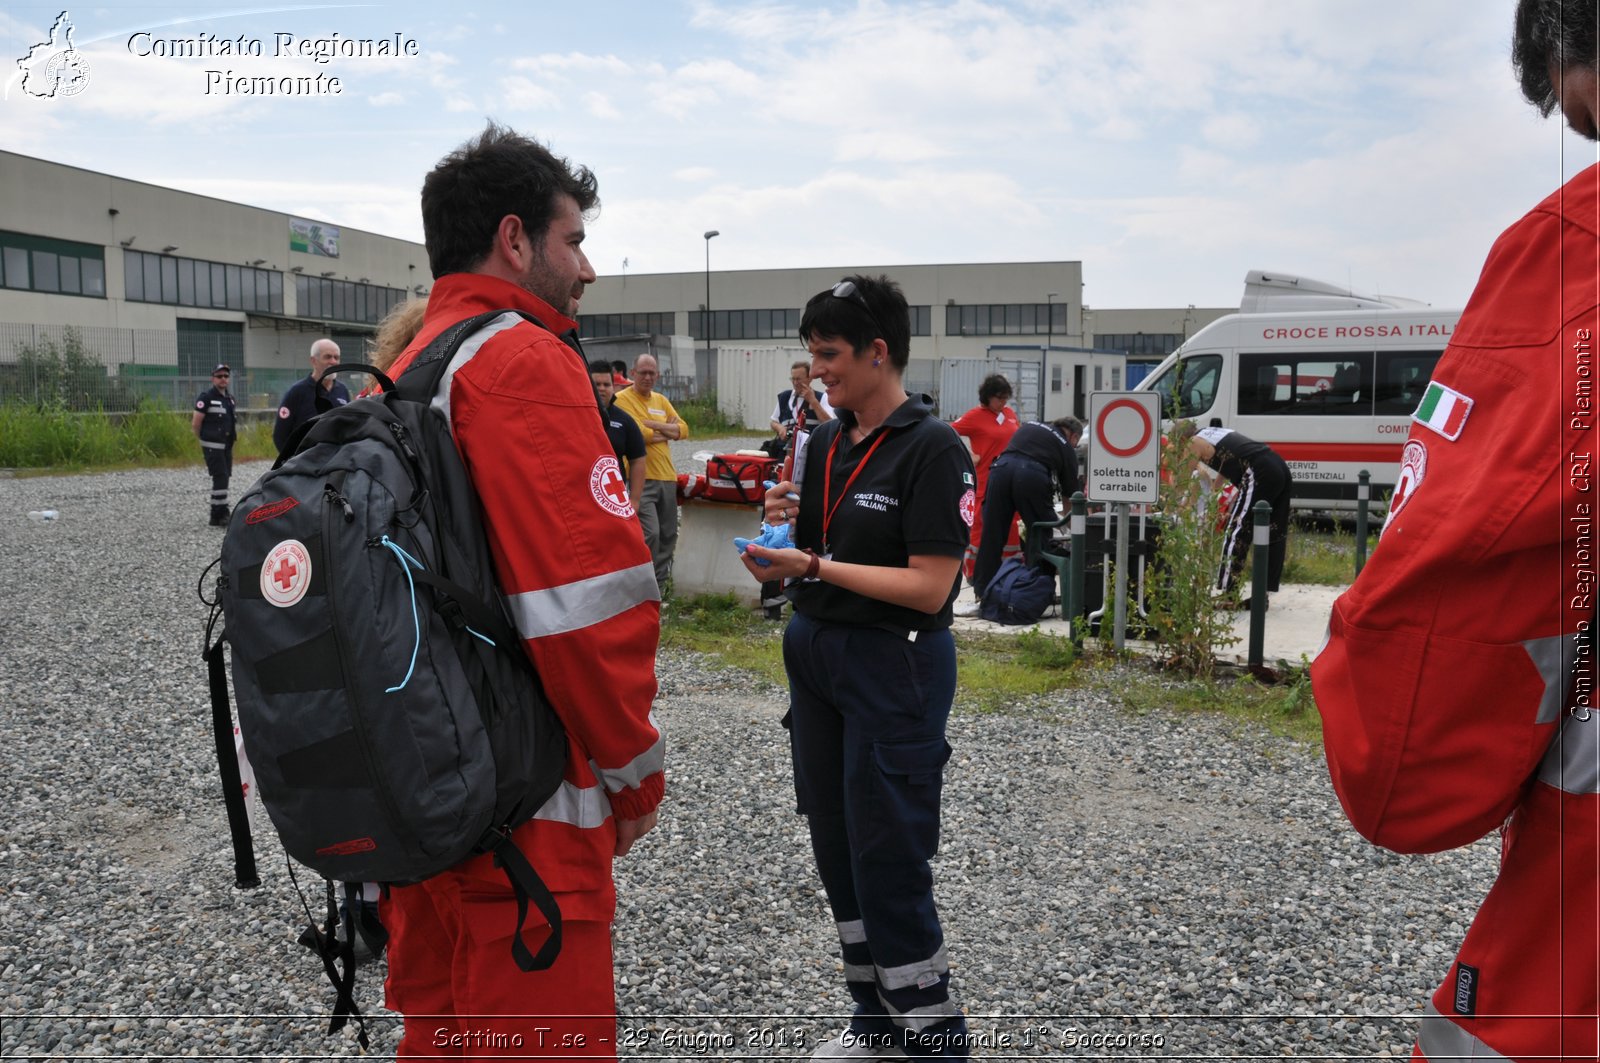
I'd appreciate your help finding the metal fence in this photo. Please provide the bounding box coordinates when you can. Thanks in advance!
[1,322,327,412]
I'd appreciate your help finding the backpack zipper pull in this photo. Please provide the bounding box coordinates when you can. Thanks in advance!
[324,484,354,523]
[389,421,419,462]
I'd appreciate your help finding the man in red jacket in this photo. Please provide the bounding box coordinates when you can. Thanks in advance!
[378,123,664,1059]
[1311,4,1597,1059]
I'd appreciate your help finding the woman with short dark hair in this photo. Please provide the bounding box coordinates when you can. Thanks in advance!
[741,275,974,1060]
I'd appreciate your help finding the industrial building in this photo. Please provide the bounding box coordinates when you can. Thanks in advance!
[0,149,1227,417]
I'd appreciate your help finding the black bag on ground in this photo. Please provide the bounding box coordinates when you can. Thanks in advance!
[203,310,569,1044]
[979,558,1055,625]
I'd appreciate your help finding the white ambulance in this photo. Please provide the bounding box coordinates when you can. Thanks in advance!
[1134,270,1460,511]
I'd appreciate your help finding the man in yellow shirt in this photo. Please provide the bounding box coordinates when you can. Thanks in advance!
[612,353,688,592]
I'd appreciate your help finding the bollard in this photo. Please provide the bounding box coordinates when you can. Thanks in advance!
[1068,492,1087,641]
[1354,470,1370,576]
[1249,499,1270,669]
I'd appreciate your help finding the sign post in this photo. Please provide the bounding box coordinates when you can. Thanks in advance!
[1085,392,1161,649]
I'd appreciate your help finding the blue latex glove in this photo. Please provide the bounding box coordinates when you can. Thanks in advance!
[734,521,794,566]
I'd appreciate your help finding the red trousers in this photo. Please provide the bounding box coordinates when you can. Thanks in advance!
[383,875,617,1060]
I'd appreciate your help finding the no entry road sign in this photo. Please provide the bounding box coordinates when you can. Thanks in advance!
[1086,391,1160,504]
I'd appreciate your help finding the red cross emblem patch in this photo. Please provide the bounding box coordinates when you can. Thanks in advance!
[589,455,635,518]
[260,538,312,608]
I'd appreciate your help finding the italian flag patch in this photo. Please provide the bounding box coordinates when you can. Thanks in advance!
[1413,382,1473,440]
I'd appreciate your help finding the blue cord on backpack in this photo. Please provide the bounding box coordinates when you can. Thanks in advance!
[378,536,496,693]
[378,537,424,692]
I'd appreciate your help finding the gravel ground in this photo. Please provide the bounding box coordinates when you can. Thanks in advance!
[0,452,1496,1060]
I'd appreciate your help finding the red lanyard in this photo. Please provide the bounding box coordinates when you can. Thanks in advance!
[821,426,891,552]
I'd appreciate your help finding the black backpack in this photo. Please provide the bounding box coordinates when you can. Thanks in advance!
[979,558,1055,625]
[202,310,570,1044]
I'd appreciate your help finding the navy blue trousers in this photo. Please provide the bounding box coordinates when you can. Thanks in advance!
[784,612,969,1058]
[203,445,232,523]
[972,455,1055,598]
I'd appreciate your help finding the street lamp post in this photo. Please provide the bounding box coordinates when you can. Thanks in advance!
[703,230,720,362]
[1046,291,1060,351]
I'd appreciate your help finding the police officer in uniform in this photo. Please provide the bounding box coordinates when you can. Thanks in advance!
[191,363,237,526]
[741,275,974,1060]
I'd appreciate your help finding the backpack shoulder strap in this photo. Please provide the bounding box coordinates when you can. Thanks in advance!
[393,309,547,404]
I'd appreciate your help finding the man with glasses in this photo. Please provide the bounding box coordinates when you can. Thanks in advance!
[613,352,688,592]
[191,363,237,526]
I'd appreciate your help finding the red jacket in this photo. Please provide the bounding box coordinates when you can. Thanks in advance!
[1311,165,1599,1061]
[386,273,664,922]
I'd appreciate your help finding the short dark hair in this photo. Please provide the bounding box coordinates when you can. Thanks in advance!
[420,121,599,279]
[610,360,627,375]
[1052,416,1084,440]
[1513,0,1600,115]
[979,373,1013,405]
[798,273,911,369]
[587,360,612,376]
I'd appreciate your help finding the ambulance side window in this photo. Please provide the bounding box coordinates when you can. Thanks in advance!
[1374,351,1443,415]
[1147,354,1222,420]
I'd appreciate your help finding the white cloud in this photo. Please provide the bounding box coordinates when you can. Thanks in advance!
[501,76,561,112]
[368,91,405,107]
[1201,114,1261,150]
[583,91,620,121]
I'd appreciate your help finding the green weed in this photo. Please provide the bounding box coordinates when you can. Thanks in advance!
[1143,427,1240,677]
[675,393,746,437]
[1283,525,1374,586]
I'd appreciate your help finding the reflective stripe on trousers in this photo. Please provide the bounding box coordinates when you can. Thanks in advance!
[1416,1003,1513,1061]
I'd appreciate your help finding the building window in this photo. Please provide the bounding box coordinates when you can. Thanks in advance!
[687,305,930,341]
[909,306,931,336]
[292,275,406,325]
[944,302,1068,337]
[689,307,802,342]
[1094,332,1185,358]
[124,249,284,314]
[0,230,106,298]
[578,311,675,339]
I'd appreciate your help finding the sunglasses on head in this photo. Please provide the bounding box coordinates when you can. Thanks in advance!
[830,280,883,335]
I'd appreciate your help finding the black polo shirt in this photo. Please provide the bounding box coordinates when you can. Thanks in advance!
[1197,427,1283,486]
[787,393,974,631]
[1001,421,1079,495]
[274,374,352,454]
[603,400,646,468]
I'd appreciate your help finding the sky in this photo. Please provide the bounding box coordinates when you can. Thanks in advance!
[4,0,1599,311]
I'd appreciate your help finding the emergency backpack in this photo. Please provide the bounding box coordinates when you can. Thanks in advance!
[202,310,569,1044]
[979,558,1055,625]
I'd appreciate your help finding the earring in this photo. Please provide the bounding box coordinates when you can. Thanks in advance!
[873,359,881,367]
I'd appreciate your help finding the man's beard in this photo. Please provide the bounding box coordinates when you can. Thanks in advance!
[520,256,571,316]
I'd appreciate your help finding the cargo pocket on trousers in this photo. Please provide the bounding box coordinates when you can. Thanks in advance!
[861,737,952,864]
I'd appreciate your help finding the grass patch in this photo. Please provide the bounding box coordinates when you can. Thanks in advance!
[0,403,192,468]
[0,405,280,472]
[658,595,1322,746]
[1282,523,1376,587]
[675,394,747,438]
[234,418,278,462]
[1083,653,1323,745]
[660,592,787,687]
[955,629,1082,710]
